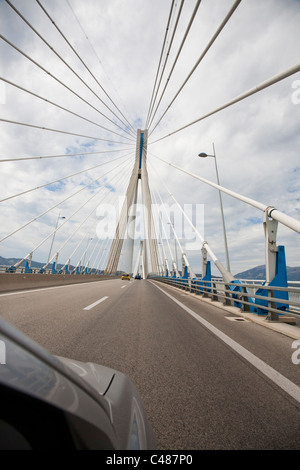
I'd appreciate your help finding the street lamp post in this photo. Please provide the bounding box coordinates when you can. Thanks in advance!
[198,144,231,273]
[168,220,179,274]
[82,238,93,273]
[47,213,66,265]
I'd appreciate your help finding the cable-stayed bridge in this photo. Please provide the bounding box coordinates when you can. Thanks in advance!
[1,1,300,450]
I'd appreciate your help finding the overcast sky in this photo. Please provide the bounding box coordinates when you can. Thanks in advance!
[0,0,300,276]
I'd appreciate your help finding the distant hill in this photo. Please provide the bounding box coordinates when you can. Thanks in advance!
[1,256,42,269]
[0,256,76,271]
[235,265,266,280]
[235,264,300,281]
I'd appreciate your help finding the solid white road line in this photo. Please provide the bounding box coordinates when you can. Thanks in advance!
[83,296,109,311]
[151,281,300,405]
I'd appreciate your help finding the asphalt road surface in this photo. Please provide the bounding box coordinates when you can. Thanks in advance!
[0,278,299,450]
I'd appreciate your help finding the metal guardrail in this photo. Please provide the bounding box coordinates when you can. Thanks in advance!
[0,266,104,275]
[1,266,299,323]
[0,266,49,274]
[151,276,300,324]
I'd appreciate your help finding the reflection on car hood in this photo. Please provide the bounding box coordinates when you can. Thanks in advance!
[56,357,115,396]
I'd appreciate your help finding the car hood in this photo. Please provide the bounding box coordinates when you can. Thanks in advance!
[56,356,157,450]
[56,356,115,396]
[0,317,156,450]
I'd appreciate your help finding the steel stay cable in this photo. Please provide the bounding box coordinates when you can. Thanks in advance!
[100,242,112,274]
[0,77,135,143]
[146,0,184,128]
[36,0,136,135]
[149,159,218,266]
[45,158,133,269]
[0,118,129,145]
[139,156,160,273]
[0,154,133,244]
[147,0,202,132]
[93,159,135,273]
[84,236,104,274]
[77,236,95,273]
[84,224,116,273]
[5,0,136,138]
[35,158,133,271]
[65,0,136,136]
[148,163,194,276]
[69,161,133,265]
[150,181,177,273]
[149,0,242,136]
[149,169,181,276]
[0,148,135,163]
[88,237,104,273]
[149,61,300,144]
[0,151,132,203]
[105,159,141,274]
[151,152,300,235]
[95,236,112,273]
[94,238,110,273]
[145,0,175,129]
[11,157,133,269]
[0,34,133,137]
[56,159,134,271]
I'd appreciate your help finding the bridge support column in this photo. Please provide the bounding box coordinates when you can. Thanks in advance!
[65,259,70,275]
[254,210,289,319]
[51,253,59,274]
[164,258,170,277]
[171,260,179,278]
[181,253,196,291]
[198,246,212,296]
[24,252,33,274]
[263,208,278,284]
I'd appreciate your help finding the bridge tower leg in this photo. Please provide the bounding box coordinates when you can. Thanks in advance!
[105,129,160,277]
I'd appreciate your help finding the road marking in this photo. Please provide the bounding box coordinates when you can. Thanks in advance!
[151,281,300,405]
[83,296,109,311]
[121,285,127,288]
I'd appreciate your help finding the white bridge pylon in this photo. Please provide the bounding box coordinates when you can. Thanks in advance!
[105,129,160,276]
[133,240,145,279]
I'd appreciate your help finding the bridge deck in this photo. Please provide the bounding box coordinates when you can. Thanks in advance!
[0,278,299,450]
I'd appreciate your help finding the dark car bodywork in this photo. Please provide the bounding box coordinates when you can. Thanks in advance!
[0,318,156,450]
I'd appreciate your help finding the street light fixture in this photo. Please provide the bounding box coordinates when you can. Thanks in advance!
[198,144,231,273]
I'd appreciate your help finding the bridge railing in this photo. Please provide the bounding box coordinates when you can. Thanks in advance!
[0,265,104,275]
[0,266,51,275]
[151,276,300,324]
